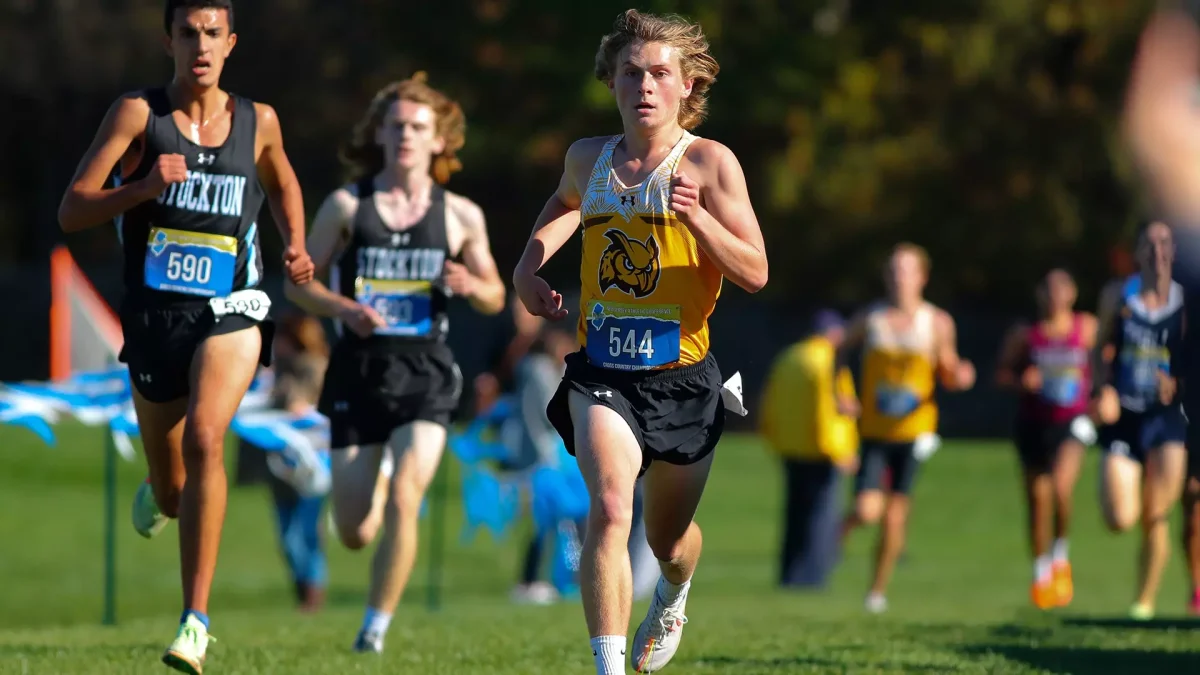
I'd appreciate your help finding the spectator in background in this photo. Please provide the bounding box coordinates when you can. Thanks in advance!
[758,310,859,589]
[505,310,659,604]
[508,321,578,603]
[264,311,332,612]
[476,296,547,415]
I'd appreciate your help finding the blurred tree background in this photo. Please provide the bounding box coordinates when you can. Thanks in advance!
[0,0,1163,429]
[1,0,1155,310]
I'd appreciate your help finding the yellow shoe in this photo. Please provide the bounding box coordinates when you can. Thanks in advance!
[1052,561,1073,607]
[1031,577,1057,610]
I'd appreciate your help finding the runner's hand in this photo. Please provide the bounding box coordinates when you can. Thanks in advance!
[137,153,188,200]
[283,246,314,285]
[338,304,386,338]
[514,272,568,320]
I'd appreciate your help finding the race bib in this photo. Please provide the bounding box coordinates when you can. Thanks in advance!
[585,301,681,371]
[875,384,919,418]
[144,227,236,297]
[1041,372,1080,407]
[1119,348,1168,396]
[354,278,433,336]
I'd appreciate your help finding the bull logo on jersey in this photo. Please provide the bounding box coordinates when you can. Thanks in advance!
[598,229,660,298]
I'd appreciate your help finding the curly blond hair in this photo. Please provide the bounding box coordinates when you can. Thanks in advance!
[593,9,720,131]
[340,72,466,184]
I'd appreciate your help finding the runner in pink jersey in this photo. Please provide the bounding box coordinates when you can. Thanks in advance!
[996,268,1098,610]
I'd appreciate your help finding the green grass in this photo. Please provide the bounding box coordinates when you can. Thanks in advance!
[0,423,1199,674]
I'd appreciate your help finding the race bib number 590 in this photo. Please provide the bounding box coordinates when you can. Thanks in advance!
[585,301,681,371]
[144,227,237,297]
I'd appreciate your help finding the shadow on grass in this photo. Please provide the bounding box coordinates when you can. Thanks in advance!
[960,643,1200,675]
[695,655,965,672]
[1060,616,1200,631]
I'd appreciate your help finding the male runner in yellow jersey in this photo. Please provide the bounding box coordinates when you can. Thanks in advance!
[511,10,766,674]
[837,243,975,614]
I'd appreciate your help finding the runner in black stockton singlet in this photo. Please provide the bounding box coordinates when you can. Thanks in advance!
[1124,0,1200,621]
[56,2,313,671]
[1094,221,1188,620]
[285,72,505,654]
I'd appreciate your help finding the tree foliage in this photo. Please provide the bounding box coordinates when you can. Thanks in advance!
[0,0,1155,310]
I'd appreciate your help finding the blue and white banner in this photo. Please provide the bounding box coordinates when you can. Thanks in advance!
[0,366,330,496]
[0,365,591,585]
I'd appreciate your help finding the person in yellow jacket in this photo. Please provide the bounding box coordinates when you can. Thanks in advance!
[836,243,976,613]
[759,310,859,588]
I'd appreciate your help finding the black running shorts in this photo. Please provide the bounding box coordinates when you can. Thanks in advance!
[119,300,273,403]
[1099,405,1187,465]
[854,440,921,496]
[318,340,462,449]
[1013,417,1084,474]
[545,349,726,475]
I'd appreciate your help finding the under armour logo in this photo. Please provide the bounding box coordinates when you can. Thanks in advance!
[197,153,215,165]
[620,195,635,206]
[138,373,152,383]
[390,233,410,246]
[593,390,613,399]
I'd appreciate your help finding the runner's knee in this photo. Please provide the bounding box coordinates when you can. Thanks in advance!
[1104,502,1137,533]
[855,492,885,525]
[588,483,634,537]
[647,521,698,564]
[183,419,225,463]
[334,504,380,550]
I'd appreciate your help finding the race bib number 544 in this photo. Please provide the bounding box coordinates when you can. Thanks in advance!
[585,301,681,371]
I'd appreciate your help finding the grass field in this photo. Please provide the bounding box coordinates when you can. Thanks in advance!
[0,423,1198,674]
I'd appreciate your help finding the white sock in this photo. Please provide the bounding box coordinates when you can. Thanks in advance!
[590,635,627,675]
[656,576,691,605]
[1051,538,1068,563]
[1034,554,1052,582]
[362,607,392,636]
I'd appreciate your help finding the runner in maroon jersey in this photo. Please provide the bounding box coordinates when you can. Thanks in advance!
[996,268,1098,610]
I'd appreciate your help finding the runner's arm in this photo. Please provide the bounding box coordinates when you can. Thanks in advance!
[689,142,768,293]
[934,310,973,391]
[994,324,1030,391]
[1079,312,1100,350]
[58,95,154,232]
[255,103,306,251]
[1125,6,1200,223]
[1092,284,1121,392]
[284,188,359,318]
[1174,305,1188,396]
[452,197,506,315]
